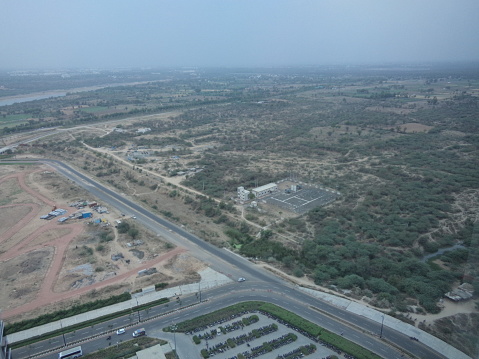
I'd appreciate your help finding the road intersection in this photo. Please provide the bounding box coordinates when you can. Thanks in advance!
[4,159,465,359]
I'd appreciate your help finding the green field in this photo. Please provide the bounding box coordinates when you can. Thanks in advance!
[0,114,32,128]
[0,162,36,165]
[80,106,109,113]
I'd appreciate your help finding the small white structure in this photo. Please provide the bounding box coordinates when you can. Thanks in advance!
[445,283,474,302]
[136,127,152,134]
[237,186,251,201]
[252,183,278,198]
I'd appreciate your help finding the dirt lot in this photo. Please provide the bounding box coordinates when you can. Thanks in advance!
[0,164,204,322]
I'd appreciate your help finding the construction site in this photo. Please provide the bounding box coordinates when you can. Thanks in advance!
[0,164,206,322]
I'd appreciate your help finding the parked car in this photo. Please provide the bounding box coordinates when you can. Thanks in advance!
[238,277,246,282]
[116,328,126,335]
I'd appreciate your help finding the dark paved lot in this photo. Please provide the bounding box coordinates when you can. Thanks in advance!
[172,313,337,359]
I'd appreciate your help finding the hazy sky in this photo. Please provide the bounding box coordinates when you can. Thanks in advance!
[1,0,479,69]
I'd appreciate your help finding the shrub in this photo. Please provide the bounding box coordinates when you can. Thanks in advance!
[5,292,132,334]
[155,283,168,290]
[293,267,304,277]
[78,245,93,256]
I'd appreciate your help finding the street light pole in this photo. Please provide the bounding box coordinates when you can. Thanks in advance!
[380,314,385,338]
[60,320,67,346]
[135,298,141,322]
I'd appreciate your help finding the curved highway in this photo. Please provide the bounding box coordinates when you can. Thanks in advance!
[6,159,451,359]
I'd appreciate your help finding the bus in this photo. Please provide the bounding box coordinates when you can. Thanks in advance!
[58,346,82,359]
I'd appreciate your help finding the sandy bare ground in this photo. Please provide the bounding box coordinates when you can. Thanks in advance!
[2,246,187,319]
[0,166,189,321]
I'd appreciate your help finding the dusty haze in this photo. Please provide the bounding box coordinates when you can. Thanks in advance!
[1,0,479,69]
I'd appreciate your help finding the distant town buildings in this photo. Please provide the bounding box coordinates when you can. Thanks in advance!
[113,127,127,133]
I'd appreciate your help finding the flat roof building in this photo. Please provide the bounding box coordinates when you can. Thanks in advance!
[237,186,251,202]
[252,183,278,198]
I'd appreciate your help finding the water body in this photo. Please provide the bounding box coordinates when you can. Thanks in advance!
[0,80,156,107]
[0,92,68,107]
[421,243,466,262]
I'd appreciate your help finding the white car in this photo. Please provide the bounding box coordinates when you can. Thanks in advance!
[238,277,246,282]
[116,328,126,335]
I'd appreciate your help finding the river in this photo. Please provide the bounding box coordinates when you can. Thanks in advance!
[0,80,159,107]
[0,91,68,107]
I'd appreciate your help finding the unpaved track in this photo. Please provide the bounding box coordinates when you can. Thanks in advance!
[2,246,186,319]
[0,168,187,320]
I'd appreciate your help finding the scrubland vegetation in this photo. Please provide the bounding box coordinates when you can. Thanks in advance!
[4,65,478,321]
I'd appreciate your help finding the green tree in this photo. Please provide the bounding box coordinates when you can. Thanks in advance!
[282,255,295,268]
[128,228,139,239]
[337,274,365,289]
[117,222,130,233]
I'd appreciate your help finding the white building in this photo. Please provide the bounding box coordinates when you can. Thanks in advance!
[252,183,278,198]
[237,186,251,202]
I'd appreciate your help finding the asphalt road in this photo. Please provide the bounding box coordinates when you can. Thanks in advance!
[13,289,411,359]
[6,159,447,359]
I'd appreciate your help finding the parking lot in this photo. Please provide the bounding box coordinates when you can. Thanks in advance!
[263,186,339,214]
[174,313,340,359]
